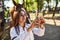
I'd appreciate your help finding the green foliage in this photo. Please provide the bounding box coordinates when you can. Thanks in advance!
[46,0,50,3]
[14,0,44,11]
[46,0,51,3]
[4,8,9,18]
[38,0,43,10]
[24,0,37,11]
[58,0,60,2]
[15,0,19,3]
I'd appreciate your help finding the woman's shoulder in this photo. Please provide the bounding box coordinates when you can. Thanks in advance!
[10,27,15,31]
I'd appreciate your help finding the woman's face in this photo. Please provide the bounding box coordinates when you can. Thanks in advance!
[19,11,27,23]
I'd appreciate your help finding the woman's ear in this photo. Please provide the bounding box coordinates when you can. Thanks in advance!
[12,0,17,6]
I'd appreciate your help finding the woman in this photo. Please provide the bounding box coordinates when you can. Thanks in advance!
[10,7,45,40]
[10,0,45,40]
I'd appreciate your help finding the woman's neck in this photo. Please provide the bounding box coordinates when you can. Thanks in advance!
[19,22,25,28]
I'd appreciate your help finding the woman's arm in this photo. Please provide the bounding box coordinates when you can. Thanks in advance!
[27,17,45,36]
[32,25,45,36]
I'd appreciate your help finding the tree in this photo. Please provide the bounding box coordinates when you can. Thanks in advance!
[52,0,59,18]
[0,0,4,40]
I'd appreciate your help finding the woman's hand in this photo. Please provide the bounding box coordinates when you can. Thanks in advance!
[27,18,38,32]
[38,17,45,29]
[27,17,45,32]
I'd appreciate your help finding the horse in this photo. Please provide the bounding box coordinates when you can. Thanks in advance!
[9,0,30,27]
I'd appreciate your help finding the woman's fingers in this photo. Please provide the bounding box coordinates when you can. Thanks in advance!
[37,17,45,28]
[39,17,45,24]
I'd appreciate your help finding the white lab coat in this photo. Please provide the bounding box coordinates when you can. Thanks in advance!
[10,24,45,40]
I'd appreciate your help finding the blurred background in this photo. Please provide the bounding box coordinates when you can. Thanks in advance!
[0,0,60,40]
